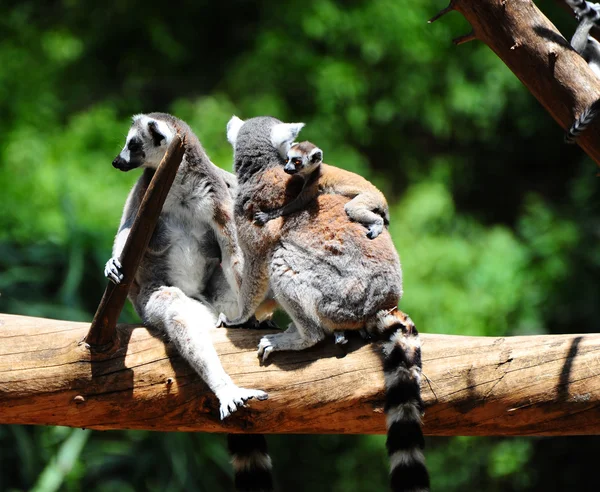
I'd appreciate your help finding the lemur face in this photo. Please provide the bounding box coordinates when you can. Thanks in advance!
[112,115,174,172]
[284,141,323,176]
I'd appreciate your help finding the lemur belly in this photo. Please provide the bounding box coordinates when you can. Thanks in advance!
[166,222,215,298]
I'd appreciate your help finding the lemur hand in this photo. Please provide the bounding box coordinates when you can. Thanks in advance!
[253,211,270,226]
[104,257,124,284]
[366,222,384,240]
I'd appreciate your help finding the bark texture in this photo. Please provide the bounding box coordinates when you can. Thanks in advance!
[432,0,600,164]
[2,313,599,436]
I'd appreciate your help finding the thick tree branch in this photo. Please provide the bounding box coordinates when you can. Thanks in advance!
[2,313,600,436]
[431,0,600,164]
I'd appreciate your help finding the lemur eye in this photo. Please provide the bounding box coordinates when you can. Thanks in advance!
[292,158,302,165]
[285,158,289,163]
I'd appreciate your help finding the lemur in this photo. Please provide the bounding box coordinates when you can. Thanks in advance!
[219,115,430,492]
[107,113,274,492]
[565,1,600,142]
[254,141,389,241]
[253,140,390,346]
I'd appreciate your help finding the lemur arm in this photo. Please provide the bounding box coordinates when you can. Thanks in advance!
[343,191,390,240]
[216,240,271,328]
[254,170,320,225]
[105,171,150,283]
[210,194,245,294]
[254,184,316,225]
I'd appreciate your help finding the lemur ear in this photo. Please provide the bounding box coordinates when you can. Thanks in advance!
[148,120,166,146]
[309,147,323,164]
[227,116,245,146]
[271,122,305,156]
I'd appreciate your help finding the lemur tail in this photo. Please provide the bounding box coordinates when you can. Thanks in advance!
[372,308,430,492]
[566,0,600,22]
[228,434,274,492]
[565,99,600,144]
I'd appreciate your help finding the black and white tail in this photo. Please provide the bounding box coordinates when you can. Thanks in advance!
[566,0,600,22]
[565,98,600,143]
[227,434,273,492]
[371,308,430,492]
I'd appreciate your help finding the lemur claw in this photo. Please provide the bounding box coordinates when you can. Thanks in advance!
[217,386,268,420]
[104,257,124,284]
[257,337,275,363]
[253,211,269,226]
[366,223,383,240]
[216,313,262,329]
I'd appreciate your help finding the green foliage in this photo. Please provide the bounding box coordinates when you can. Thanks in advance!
[1,0,599,490]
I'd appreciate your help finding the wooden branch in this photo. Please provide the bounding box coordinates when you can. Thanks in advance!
[430,0,600,165]
[2,313,600,436]
[86,135,186,349]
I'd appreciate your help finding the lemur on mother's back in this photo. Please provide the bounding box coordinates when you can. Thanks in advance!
[107,113,274,492]
[220,115,430,492]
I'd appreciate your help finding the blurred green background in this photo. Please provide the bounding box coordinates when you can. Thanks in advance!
[1,0,599,490]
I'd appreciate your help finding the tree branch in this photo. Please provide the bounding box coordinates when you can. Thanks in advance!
[2,313,599,436]
[86,135,186,349]
[432,0,600,164]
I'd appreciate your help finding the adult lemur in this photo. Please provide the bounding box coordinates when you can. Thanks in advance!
[220,115,430,492]
[565,1,600,142]
[107,113,268,419]
[107,113,273,491]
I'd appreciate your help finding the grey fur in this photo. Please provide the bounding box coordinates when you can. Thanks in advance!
[254,141,389,240]
[223,115,429,491]
[106,112,267,419]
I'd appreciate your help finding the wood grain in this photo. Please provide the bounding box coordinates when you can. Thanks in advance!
[2,313,599,435]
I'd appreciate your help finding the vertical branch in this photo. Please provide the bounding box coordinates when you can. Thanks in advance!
[85,135,186,349]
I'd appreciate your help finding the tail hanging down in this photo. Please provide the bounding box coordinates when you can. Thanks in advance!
[372,308,430,492]
[565,99,600,144]
[228,434,273,492]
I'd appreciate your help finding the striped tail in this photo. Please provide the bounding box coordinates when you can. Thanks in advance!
[565,99,600,144]
[373,308,430,492]
[566,0,600,23]
[227,434,273,492]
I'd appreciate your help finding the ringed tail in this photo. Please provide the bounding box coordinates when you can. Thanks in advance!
[228,434,273,492]
[375,308,430,492]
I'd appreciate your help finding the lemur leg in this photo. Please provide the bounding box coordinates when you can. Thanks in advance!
[141,286,268,419]
[216,248,271,327]
[257,295,325,362]
[344,196,386,239]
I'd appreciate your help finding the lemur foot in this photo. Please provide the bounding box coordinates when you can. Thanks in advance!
[104,257,123,284]
[216,386,268,420]
[366,223,384,240]
[253,211,270,226]
[334,332,348,345]
[217,313,273,330]
[257,336,276,363]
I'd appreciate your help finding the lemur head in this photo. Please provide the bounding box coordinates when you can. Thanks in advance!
[112,113,175,171]
[284,141,323,175]
[226,115,305,172]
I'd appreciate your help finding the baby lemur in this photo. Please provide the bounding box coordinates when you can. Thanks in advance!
[220,115,429,492]
[106,112,268,420]
[254,141,389,240]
